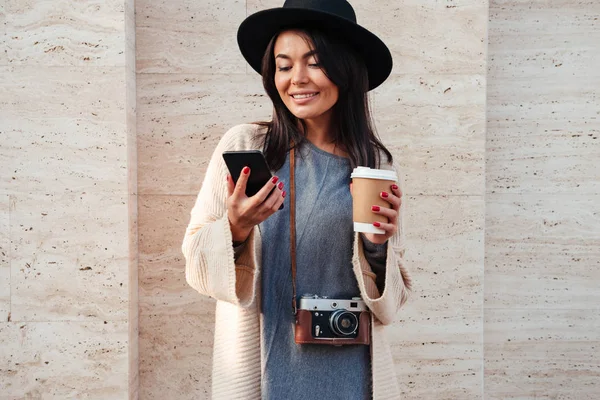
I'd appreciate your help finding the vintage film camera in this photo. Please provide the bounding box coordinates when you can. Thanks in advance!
[294,295,371,346]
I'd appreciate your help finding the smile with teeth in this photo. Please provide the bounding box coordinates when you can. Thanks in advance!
[291,93,319,99]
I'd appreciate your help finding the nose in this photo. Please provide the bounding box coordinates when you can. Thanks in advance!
[291,65,309,85]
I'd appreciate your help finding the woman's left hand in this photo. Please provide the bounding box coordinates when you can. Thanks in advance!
[361,183,403,245]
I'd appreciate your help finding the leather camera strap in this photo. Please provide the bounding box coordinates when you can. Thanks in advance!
[290,146,298,315]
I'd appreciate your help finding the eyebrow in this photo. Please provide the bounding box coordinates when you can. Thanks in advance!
[275,50,318,60]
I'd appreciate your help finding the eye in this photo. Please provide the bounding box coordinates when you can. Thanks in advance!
[308,63,321,68]
[277,66,291,72]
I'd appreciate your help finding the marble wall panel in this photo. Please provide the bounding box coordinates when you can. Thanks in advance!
[401,195,484,312]
[248,0,488,75]
[138,195,202,316]
[489,4,600,80]
[138,195,215,397]
[389,195,483,398]
[486,0,600,398]
[487,1,600,195]
[0,66,128,196]
[0,320,128,398]
[139,313,214,400]
[125,2,138,395]
[128,192,139,400]
[0,2,6,65]
[137,1,488,398]
[0,195,9,321]
[485,309,600,399]
[3,0,125,66]
[393,311,482,399]
[10,192,129,322]
[485,194,600,309]
[125,0,135,75]
[135,0,246,74]
[136,73,270,195]
[371,74,485,195]
[487,77,600,195]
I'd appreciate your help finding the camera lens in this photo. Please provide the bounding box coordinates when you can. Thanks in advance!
[329,310,359,336]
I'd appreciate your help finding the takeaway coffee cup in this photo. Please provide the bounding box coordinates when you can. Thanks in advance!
[351,167,398,234]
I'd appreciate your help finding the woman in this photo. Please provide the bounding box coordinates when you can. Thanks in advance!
[182,1,412,399]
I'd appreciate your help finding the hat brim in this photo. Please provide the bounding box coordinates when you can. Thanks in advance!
[237,8,392,91]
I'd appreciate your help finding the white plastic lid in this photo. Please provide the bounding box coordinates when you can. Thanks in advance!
[351,166,397,181]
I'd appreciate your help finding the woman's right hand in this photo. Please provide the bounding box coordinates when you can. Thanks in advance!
[226,166,286,242]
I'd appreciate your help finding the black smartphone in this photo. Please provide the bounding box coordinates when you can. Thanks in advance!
[222,150,276,198]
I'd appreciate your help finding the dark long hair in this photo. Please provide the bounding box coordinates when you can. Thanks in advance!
[256,26,393,171]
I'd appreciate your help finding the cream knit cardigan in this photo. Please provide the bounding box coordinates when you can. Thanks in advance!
[182,124,412,400]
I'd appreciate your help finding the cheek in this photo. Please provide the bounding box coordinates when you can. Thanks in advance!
[329,87,339,104]
[274,75,287,96]
[324,85,339,107]
[315,75,338,104]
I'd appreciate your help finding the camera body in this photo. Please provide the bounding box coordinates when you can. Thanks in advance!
[294,295,371,346]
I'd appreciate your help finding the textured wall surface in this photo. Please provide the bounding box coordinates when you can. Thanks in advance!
[2,0,597,398]
[486,0,600,398]
[136,0,487,398]
[0,0,136,398]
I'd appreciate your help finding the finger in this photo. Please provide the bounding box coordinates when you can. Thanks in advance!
[380,191,401,209]
[261,183,282,212]
[390,183,402,198]
[371,205,397,224]
[234,166,250,196]
[254,176,282,204]
[390,184,403,209]
[226,174,235,197]
[349,182,353,196]
[271,189,286,212]
[372,221,396,236]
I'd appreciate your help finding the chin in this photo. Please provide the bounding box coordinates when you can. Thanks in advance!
[288,108,320,120]
[291,112,315,120]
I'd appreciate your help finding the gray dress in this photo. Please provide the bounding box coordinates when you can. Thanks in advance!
[256,141,387,400]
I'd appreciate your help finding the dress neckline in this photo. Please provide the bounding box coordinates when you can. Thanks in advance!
[302,140,350,163]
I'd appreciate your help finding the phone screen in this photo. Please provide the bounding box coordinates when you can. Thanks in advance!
[222,150,274,197]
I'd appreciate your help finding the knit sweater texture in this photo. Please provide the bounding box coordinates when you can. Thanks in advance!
[182,124,412,399]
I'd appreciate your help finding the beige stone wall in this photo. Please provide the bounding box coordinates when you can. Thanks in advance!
[135,0,486,398]
[1,0,598,398]
[486,0,600,398]
[0,0,136,398]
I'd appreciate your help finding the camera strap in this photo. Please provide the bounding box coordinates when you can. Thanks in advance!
[290,145,298,315]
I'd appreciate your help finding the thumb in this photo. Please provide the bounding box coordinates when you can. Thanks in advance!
[234,166,250,196]
[349,182,353,196]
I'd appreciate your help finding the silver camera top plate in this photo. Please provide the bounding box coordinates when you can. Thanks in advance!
[298,296,368,312]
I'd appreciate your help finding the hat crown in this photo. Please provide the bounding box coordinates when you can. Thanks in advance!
[282,0,357,23]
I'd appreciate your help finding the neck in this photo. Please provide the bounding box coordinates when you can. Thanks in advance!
[303,119,332,146]
[301,122,347,157]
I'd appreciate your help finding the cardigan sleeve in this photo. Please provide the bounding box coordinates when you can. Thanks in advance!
[352,163,412,325]
[181,125,261,307]
[360,235,388,294]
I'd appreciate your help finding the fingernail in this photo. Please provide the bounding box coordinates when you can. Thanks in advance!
[372,206,380,212]
[373,222,381,227]
[381,192,389,198]
[272,176,279,184]
[391,184,398,190]
[278,182,284,190]
[282,191,286,198]
[242,167,250,175]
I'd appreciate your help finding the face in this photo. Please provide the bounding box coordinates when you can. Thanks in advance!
[273,30,339,127]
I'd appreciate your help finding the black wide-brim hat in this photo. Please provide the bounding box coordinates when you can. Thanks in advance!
[237,0,393,91]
